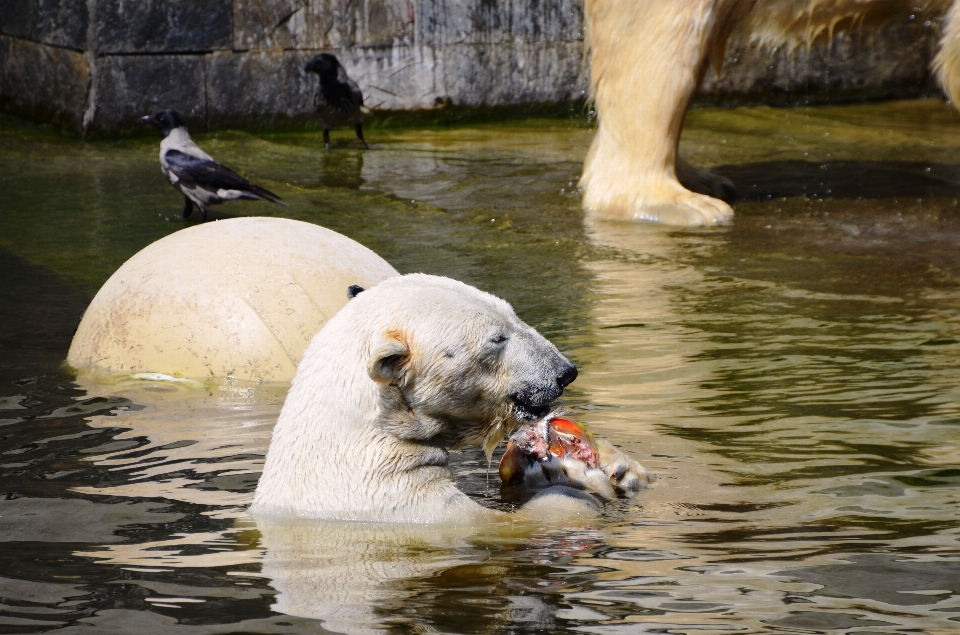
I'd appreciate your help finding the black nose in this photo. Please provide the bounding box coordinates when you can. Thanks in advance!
[557,363,578,389]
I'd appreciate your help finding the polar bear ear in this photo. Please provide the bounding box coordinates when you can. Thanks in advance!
[368,338,410,386]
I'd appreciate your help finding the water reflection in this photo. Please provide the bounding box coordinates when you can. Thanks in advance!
[320,147,365,190]
[256,520,605,634]
[566,205,960,631]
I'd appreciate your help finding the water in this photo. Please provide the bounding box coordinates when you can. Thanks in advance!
[1,99,959,634]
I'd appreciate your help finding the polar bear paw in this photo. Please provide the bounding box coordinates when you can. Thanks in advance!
[634,188,735,226]
[583,177,735,227]
[554,443,653,498]
[596,440,653,494]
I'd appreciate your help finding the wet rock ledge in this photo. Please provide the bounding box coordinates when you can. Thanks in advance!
[0,1,943,134]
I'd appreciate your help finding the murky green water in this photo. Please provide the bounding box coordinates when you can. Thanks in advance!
[2,99,959,634]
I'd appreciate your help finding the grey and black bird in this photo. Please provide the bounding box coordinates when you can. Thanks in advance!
[140,109,287,221]
[304,53,369,151]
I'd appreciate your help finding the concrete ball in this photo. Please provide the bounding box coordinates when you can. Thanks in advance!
[67,217,399,383]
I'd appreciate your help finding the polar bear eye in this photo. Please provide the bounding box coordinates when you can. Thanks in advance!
[490,334,508,345]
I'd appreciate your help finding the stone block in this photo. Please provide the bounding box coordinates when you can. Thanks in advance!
[339,37,587,112]
[418,0,582,47]
[0,36,8,98]
[325,0,415,48]
[340,45,438,110]
[233,0,309,51]
[92,55,206,133]
[0,0,584,53]
[0,36,89,131]
[701,20,935,101]
[436,41,586,107]
[0,0,88,50]
[206,50,316,127]
[233,0,417,51]
[95,0,232,54]
[0,1,34,40]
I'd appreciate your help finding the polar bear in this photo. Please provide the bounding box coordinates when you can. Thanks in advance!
[251,274,649,523]
[581,0,960,226]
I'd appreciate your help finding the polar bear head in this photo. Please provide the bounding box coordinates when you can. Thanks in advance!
[253,273,578,521]
[359,274,578,455]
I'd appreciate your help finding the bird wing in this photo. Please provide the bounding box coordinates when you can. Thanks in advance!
[337,67,364,106]
[163,149,253,192]
[164,149,287,205]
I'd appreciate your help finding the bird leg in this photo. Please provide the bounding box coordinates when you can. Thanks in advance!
[181,196,194,218]
[323,128,330,152]
[355,123,369,149]
[198,204,208,222]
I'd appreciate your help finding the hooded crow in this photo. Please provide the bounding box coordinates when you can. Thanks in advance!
[304,53,369,151]
[140,109,287,221]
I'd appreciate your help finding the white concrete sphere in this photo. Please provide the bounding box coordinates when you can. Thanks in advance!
[68,217,399,383]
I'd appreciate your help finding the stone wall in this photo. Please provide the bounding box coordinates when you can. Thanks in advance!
[0,1,944,134]
[703,19,939,104]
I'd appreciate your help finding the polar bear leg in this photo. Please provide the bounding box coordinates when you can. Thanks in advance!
[580,0,736,226]
[935,1,960,107]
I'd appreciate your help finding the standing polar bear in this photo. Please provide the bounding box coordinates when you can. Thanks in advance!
[252,274,649,523]
[581,0,960,226]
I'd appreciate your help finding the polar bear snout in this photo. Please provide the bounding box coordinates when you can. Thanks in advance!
[558,363,578,388]
[510,359,578,420]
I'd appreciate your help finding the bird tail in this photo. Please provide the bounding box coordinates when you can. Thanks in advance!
[247,183,289,207]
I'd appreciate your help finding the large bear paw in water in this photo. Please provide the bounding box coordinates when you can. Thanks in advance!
[67,217,398,383]
[581,172,735,227]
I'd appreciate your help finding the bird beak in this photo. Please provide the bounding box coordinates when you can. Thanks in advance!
[139,115,160,128]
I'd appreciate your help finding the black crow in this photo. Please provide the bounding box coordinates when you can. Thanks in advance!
[304,53,368,151]
[140,109,287,221]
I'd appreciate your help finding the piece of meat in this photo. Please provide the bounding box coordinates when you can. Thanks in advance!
[499,414,599,485]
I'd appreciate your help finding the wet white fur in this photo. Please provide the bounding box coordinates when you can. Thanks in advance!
[581,0,959,226]
[251,274,648,523]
